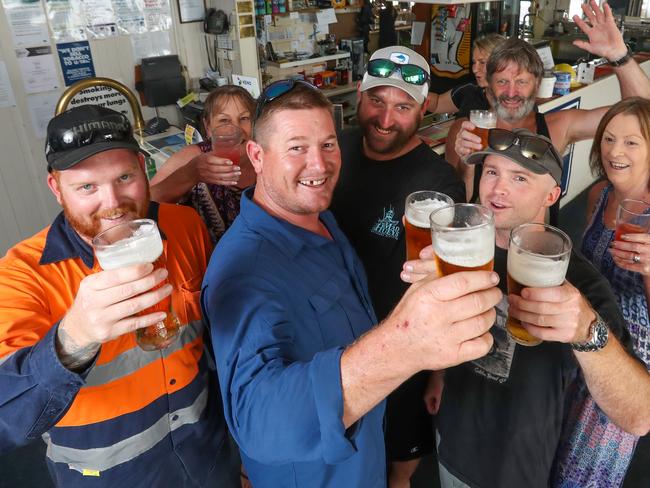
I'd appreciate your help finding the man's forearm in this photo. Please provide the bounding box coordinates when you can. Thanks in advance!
[616,59,650,99]
[577,334,650,435]
[340,320,417,428]
[55,323,100,373]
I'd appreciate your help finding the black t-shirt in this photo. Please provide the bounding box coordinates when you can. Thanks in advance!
[330,128,465,320]
[436,246,630,488]
[450,83,490,118]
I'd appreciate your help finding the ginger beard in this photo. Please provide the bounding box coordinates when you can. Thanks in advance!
[61,186,150,241]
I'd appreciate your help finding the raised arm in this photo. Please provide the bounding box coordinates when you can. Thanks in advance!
[0,262,169,452]
[150,144,241,203]
[340,271,500,427]
[574,0,650,99]
[508,270,650,435]
[427,89,459,115]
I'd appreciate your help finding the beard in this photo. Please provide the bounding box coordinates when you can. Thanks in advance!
[358,102,422,157]
[489,88,536,124]
[62,187,150,242]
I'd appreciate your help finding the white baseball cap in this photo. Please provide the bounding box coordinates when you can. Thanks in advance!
[360,46,430,105]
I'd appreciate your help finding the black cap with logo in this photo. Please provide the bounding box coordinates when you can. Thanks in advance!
[45,105,143,172]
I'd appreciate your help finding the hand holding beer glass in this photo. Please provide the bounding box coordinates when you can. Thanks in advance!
[429,203,495,277]
[469,110,497,150]
[405,191,454,261]
[93,219,181,351]
[506,223,571,346]
[615,199,650,242]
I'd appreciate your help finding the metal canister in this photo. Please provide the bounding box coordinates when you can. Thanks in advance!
[553,71,571,96]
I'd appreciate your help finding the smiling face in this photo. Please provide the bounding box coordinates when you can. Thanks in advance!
[487,62,538,124]
[600,113,650,190]
[47,149,150,245]
[206,96,253,140]
[479,154,560,248]
[248,107,340,227]
[357,85,425,160]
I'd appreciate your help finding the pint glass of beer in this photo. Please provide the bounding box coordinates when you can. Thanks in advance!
[615,198,650,242]
[93,219,182,351]
[506,223,571,346]
[404,191,454,261]
[469,110,497,149]
[430,203,495,276]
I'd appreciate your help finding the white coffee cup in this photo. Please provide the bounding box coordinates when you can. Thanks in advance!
[537,76,555,99]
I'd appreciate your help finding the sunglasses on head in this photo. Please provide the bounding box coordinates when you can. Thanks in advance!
[254,79,318,121]
[46,121,132,155]
[366,58,429,86]
[487,128,555,162]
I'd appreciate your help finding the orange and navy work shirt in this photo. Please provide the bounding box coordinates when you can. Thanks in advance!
[0,202,226,487]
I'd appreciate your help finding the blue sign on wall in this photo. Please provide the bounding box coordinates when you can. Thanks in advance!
[57,41,96,86]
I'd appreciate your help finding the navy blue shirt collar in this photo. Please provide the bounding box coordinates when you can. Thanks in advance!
[40,201,163,269]
[238,188,346,258]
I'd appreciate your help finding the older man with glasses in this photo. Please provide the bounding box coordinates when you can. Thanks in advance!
[202,79,503,487]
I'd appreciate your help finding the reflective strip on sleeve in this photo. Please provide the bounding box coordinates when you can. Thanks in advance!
[44,378,208,473]
[85,320,203,387]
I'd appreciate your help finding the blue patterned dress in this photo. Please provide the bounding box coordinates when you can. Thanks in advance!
[552,184,650,487]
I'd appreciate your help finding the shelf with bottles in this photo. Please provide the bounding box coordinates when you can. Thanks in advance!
[266,50,350,68]
[255,0,360,16]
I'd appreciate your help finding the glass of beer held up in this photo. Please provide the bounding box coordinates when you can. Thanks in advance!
[93,219,181,351]
[506,223,571,346]
[429,203,495,276]
[404,191,454,261]
[615,199,650,242]
[469,110,497,149]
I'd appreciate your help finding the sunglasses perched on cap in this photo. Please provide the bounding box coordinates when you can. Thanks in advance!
[487,128,559,164]
[46,120,132,155]
[254,79,318,121]
[366,58,429,86]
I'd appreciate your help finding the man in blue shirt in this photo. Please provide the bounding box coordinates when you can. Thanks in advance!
[202,81,503,488]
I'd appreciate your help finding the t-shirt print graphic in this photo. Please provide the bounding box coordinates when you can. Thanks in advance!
[371,205,401,240]
[470,296,516,384]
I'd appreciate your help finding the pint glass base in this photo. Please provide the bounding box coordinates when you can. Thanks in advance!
[506,323,542,347]
[136,314,182,351]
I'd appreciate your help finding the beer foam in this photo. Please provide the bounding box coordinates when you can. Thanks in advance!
[406,198,452,228]
[507,250,568,287]
[95,229,163,270]
[434,224,495,267]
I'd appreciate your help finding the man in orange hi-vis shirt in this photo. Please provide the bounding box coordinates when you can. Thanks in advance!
[0,105,238,487]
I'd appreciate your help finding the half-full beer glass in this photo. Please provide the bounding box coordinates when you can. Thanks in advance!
[93,219,181,351]
[615,198,650,242]
[506,223,571,346]
[469,110,497,149]
[404,191,454,261]
[430,203,495,276]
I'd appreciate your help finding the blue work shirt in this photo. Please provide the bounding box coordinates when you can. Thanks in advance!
[202,188,386,488]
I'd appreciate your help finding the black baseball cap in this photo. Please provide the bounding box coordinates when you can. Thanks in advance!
[465,128,563,185]
[45,105,144,171]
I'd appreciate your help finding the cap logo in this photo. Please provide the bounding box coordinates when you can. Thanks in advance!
[389,52,409,64]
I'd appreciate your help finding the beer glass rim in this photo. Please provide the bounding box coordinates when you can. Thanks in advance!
[429,203,494,232]
[509,222,572,259]
[618,198,650,218]
[211,123,244,142]
[92,218,157,250]
[405,190,454,204]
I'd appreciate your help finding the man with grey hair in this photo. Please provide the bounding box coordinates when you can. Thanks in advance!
[448,0,650,200]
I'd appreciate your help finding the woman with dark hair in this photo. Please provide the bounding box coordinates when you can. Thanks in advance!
[151,85,257,243]
[553,97,650,487]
